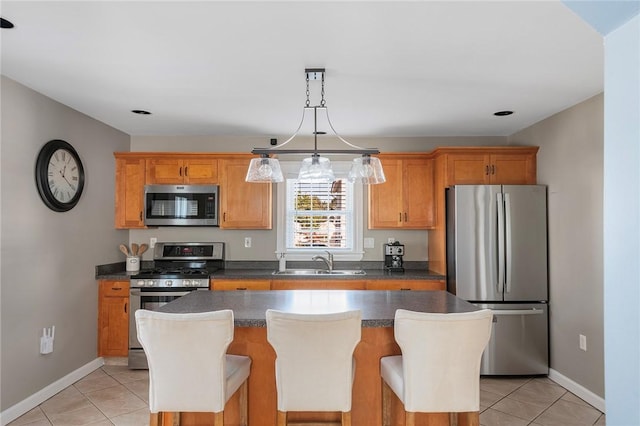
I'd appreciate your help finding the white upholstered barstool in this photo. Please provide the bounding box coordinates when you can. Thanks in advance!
[380,309,493,426]
[265,309,362,426]
[135,309,251,426]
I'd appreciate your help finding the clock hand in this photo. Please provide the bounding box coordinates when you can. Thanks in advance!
[62,174,76,190]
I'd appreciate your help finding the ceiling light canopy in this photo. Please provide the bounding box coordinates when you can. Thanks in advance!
[246,68,385,184]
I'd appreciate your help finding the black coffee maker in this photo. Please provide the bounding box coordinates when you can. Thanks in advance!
[383,241,405,272]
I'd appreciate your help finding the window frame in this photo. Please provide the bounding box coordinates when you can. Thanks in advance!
[276,161,364,261]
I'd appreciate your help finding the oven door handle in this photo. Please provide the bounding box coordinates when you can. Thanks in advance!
[130,289,193,297]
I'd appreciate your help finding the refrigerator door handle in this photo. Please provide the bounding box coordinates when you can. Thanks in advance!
[496,192,505,294]
[504,192,513,294]
[490,308,545,316]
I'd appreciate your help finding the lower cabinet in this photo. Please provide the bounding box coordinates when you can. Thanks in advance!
[210,279,271,291]
[366,279,445,291]
[98,280,130,357]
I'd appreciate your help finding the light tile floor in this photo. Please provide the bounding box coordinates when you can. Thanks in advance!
[9,361,605,426]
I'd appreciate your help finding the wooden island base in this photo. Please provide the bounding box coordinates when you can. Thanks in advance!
[169,327,478,426]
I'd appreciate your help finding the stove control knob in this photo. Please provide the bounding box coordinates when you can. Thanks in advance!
[183,280,191,287]
[137,280,145,287]
[147,280,155,287]
[166,280,173,287]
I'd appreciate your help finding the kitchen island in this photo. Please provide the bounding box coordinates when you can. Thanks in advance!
[156,290,478,426]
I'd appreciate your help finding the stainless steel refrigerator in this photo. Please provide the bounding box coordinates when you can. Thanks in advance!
[446,185,549,375]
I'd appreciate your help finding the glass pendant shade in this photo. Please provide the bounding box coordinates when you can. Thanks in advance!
[297,155,335,181]
[245,156,284,182]
[347,155,386,184]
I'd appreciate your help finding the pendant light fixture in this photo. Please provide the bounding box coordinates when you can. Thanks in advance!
[246,68,385,184]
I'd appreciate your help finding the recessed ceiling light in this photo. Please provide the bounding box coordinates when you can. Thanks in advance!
[131,110,151,115]
[494,111,514,116]
[1,18,15,29]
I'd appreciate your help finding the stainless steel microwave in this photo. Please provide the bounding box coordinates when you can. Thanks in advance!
[144,185,218,226]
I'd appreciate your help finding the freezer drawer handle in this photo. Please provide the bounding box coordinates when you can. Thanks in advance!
[491,308,544,316]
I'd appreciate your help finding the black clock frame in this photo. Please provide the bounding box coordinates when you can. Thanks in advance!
[35,139,85,212]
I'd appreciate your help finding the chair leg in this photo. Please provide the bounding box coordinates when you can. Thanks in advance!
[149,412,160,426]
[213,412,224,426]
[381,380,392,426]
[405,411,416,426]
[457,411,480,426]
[341,411,352,426]
[239,379,249,426]
[276,410,287,426]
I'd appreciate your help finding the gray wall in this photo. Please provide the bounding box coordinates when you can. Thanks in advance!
[130,135,506,262]
[509,94,604,397]
[0,77,130,410]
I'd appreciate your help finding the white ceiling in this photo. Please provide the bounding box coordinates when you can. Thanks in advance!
[0,1,603,138]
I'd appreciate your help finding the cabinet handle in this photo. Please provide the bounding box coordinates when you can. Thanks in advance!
[179,167,183,176]
[399,212,402,222]
[185,166,188,176]
[124,302,127,313]
[400,288,411,291]
[485,165,490,175]
[404,212,408,222]
[139,211,143,221]
[491,165,496,175]
[112,287,122,291]
[224,212,227,222]
[236,287,247,291]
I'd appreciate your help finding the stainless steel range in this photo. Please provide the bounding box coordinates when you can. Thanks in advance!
[128,241,224,369]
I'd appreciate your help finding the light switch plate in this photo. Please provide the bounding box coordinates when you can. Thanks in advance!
[364,238,375,249]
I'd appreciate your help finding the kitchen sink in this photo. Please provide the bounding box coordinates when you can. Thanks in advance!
[272,269,366,276]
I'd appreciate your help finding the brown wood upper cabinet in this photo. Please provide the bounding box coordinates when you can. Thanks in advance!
[219,157,272,229]
[368,154,435,229]
[115,154,146,229]
[146,157,218,184]
[444,150,537,185]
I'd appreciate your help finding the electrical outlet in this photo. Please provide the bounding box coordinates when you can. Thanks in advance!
[387,237,395,244]
[244,237,252,248]
[579,334,587,351]
[40,326,55,354]
[150,237,157,248]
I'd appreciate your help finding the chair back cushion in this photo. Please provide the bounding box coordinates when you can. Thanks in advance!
[266,309,362,412]
[135,309,234,413]
[394,309,493,413]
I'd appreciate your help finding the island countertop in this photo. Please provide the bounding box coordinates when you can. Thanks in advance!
[157,289,477,327]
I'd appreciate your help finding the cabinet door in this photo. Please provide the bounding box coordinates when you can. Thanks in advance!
[490,154,536,184]
[402,158,435,228]
[98,281,129,357]
[115,157,146,229]
[368,159,403,228]
[446,153,492,185]
[184,159,218,184]
[211,279,271,291]
[146,158,185,184]
[271,280,366,290]
[366,279,445,291]
[220,158,272,229]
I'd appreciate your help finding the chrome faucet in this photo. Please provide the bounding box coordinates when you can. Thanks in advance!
[312,251,334,271]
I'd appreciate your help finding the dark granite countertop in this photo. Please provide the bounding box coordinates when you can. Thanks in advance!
[157,290,475,327]
[95,262,445,281]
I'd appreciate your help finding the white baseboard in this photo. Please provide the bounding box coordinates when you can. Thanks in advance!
[548,368,606,412]
[0,358,105,426]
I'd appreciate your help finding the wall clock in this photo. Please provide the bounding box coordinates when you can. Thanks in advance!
[35,139,85,212]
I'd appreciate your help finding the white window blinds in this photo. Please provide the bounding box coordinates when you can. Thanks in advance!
[285,178,353,250]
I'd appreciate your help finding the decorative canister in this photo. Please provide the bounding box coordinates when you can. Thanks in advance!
[126,256,140,272]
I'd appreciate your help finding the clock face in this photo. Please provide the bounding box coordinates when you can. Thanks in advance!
[47,148,81,203]
[35,140,85,212]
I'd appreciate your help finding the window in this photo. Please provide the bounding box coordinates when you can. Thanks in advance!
[276,162,363,261]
